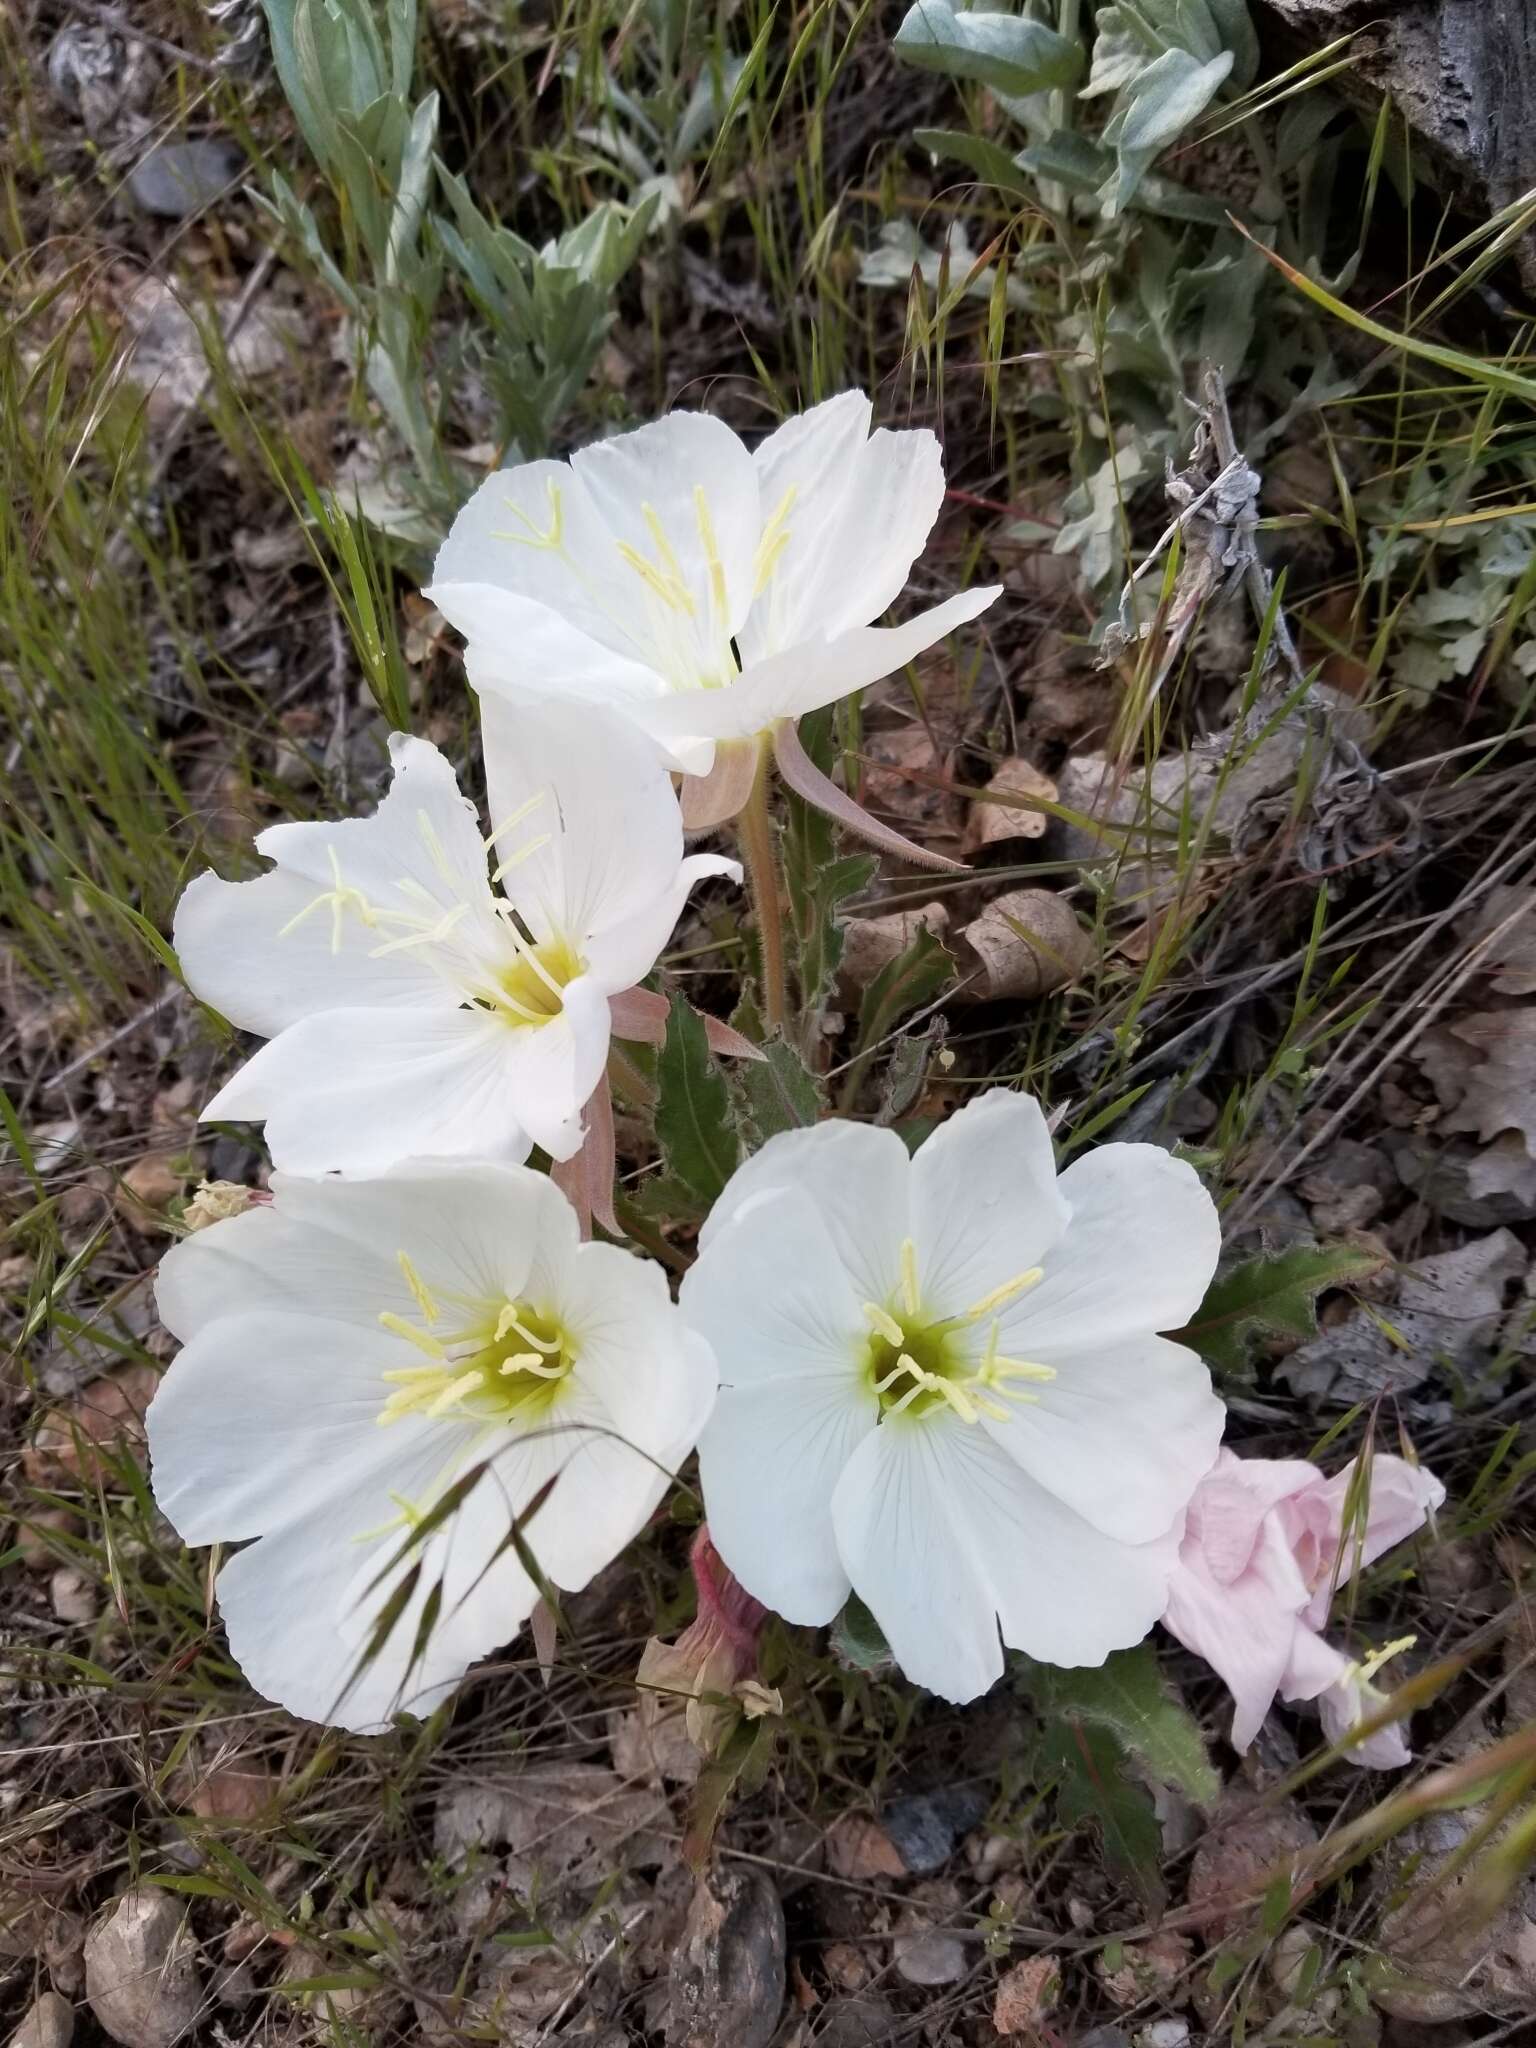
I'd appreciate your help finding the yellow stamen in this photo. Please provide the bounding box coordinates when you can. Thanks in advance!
[493,478,564,551]
[493,1304,562,1353]
[397,1252,439,1326]
[368,902,470,957]
[417,808,459,887]
[863,1302,905,1347]
[964,1266,1045,1321]
[694,486,729,621]
[485,789,550,850]
[899,1238,922,1319]
[1354,1635,1417,1687]
[753,485,797,596]
[378,1312,448,1361]
[491,832,552,882]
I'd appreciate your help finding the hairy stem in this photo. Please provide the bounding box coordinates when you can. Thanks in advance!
[735,738,787,1034]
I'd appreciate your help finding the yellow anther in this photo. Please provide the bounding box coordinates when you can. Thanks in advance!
[693,486,729,621]
[396,1252,439,1325]
[368,902,470,957]
[863,1302,905,1347]
[485,789,550,850]
[899,1238,922,1319]
[491,832,552,882]
[493,478,565,551]
[378,1312,449,1361]
[964,1266,1045,1321]
[985,1355,1056,1385]
[616,538,696,615]
[276,845,378,953]
[416,808,460,888]
[493,1303,563,1354]
[1354,1635,1416,1687]
[752,486,796,596]
[423,1369,486,1418]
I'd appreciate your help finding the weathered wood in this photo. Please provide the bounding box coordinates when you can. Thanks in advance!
[1258,1,1536,277]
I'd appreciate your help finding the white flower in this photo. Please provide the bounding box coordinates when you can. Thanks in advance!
[174,703,736,1173]
[683,1092,1225,1703]
[426,393,1002,775]
[148,1161,717,1732]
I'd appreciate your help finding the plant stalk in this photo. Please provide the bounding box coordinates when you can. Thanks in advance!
[735,738,787,1034]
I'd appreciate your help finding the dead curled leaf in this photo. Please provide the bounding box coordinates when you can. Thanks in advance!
[954,889,1095,1001]
[963,757,1056,854]
[1416,1008,1536,1150]
[837,902,950,995]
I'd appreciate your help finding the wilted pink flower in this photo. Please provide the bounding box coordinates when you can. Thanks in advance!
[635,1527,773,1766]
[1163,1447,1444,1767]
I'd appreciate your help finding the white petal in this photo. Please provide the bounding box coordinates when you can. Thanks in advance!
[571,411,759,640]
[639,588,1002,744]
[1000,1142,1222,1355]
[174,868,446,1038]
[740,395,948,658]
[147,1310,411,1545]
[700,1378,870,1625]
[907,1090,1067,1320]
[684,1186,872,1388]
[495,974,613,1162]
[203,1006,535,1174]
[478,693,709,977]
[264,1161,558,1316]
[155,1196,396,1344]
[430,455,657,667]
[981,1334,1224,1546]
[697,1120,910,1305]
[441,585,664,707]
[832,1417,1180,1701]
[561,1239,719,1468]
[213,1426,539,1731]
[175,734,496,1039]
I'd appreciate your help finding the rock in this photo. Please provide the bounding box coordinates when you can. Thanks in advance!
[1370,1808,1536,2020]
[118,280,308,425]
[84,1887,203,2047]
[811,1995,896,2047]
[1255,3,1536,286]
[10,1992,74,2048]
[880,1785,988,1875]
[964,758,1057,853]
[892,1883,968,1987]
[666,1867,786,2048]
[1137,2022,1189,2048]
[50,1567,98,1625]
[127,139,245,218]
[992,1955,1061,2032]
[1187,1795,1318,1942]
[25,1365,159,1487]
[1280,1229,1528,1405]
[432,1762,668,1898]
[955,888,1095,1000]
[825,1814,906,1882]
[182,1765,278,1822]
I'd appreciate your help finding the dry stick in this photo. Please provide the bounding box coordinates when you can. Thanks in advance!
[1226,889,1536,1234]
[46,985,181,1093]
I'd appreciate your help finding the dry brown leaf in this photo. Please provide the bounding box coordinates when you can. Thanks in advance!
[1471,884,1536,996]
[25,1364,160,1485]
[836,902,950,995]
[955,889,1094,1000]
[1416,1008,1536,1150]
[963,757,1056,853]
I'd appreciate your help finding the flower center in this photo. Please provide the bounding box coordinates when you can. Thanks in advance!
[861,1238,1056,1426]
[376,1254,576,1428]
[488,934,581,1028]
